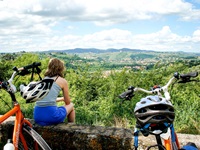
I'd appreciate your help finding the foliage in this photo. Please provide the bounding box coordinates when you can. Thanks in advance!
[130,53,155,59]
[0,60,12,81]
[66,61,200,134]
[0,52,199,134]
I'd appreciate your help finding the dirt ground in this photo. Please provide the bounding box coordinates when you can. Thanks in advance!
[138,133,200,149]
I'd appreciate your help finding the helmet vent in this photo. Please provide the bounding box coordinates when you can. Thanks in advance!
[43,83,49,90]
[32,90,39,96]
[138,116,149,120]
[147,97,152,101]
[28,84,36,91]
[38,83,44,89]
[40,91,47,98]
[138,108,147,113]
[169,108,174,112]
[153,115,165,120]
[149,105,168,110]
[141,101,146,104]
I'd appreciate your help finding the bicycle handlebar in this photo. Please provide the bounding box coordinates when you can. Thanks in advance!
[119,71,199,101]
[23,62,41,70]
[15,62,41,76]
[0,62,42,93]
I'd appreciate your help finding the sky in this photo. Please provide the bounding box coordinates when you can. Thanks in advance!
[0,0,200,53]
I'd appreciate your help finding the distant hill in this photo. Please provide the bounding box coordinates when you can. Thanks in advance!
[43,48,155,54]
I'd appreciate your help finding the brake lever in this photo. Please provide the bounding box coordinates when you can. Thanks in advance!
[178,79,200,83]
[125,93,134,100]
[120,94,134,105]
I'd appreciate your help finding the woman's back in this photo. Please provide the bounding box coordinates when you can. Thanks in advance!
[36,76,61,106]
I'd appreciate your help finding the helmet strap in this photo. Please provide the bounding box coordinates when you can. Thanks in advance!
[133,123,174,149]
[134,123,151,150]
[30,66,42,82]
[133,128,139,150]
[170,124,176,142]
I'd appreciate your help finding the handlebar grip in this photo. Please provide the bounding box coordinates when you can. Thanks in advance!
[178,72,199,83]
[23,62,41,70]
[180,72,198,78]
[119,90,133,99]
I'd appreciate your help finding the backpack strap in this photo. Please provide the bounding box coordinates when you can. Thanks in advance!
[54,76,59,81]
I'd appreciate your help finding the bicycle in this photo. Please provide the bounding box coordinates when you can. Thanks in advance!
[0,62,52,150]
[119,71,199,150]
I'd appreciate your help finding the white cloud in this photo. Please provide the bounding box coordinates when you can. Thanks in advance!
[79,29,133,49]
[0,0,200,52]
[131,26,199,52]
[192,30,200,42]
[28,27,200,52]
[0,0,199,27]
[0,25,199,52]
[1,0,199,24]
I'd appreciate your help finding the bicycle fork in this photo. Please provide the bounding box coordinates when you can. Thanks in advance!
[133,125,180,150]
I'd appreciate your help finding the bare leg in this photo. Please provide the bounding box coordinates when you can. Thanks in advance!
[68,108,75,122]
[65,103,75,123]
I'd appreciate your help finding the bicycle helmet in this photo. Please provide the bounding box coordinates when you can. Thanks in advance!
[134,95,175,134]
[20,79,54,103]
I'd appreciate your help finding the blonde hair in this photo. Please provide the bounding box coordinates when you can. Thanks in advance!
[44,58,65,77]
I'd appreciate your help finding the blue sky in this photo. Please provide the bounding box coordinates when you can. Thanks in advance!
[0,0,200,53]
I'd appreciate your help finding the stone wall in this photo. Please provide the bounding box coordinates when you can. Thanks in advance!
[0,116,199,149]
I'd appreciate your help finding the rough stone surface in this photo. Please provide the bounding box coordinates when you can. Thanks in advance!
[0,116,199,149]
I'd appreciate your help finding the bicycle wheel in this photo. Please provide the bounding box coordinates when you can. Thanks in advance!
[18,125,52,150]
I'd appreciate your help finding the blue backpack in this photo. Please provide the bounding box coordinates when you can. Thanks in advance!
[181,142,199,150]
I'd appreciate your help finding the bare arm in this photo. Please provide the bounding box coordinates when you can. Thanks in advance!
[56,97,64,102]
[56,76,72,105]
[62,80,71,105]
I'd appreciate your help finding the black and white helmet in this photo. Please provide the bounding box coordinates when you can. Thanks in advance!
[134,95,175,127]
[20,79,54,103]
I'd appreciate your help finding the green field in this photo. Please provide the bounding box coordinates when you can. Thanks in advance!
[0,51,200,134]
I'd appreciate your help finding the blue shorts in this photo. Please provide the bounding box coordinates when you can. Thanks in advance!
[33,106,67,126]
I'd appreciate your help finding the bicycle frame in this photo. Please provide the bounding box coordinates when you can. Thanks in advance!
[160,127,180,150]
[0,62,53,150]
[134,123,180,150]
[0,101,34,150]
[0,63,42,149]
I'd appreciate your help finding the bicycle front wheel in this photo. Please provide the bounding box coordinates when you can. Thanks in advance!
[18,125,52,150]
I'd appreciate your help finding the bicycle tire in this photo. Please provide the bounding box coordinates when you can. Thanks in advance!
[18,125,52,150]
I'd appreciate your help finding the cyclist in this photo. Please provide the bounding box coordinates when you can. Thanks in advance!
[32,58,75,126]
